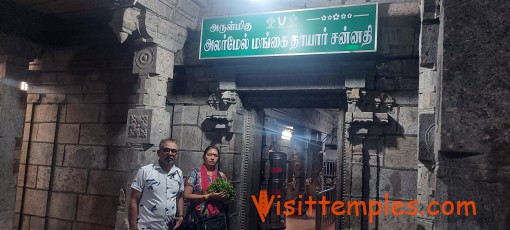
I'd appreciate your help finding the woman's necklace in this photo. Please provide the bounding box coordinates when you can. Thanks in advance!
[206,171,214,177]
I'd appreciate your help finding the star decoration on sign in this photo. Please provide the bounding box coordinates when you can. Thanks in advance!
[321,15,327,21]
[333,13,340,20]
[347,13,353,18]
[341,13,346,19]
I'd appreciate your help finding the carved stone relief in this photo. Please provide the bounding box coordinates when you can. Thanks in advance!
[134,47,156,74]
[418,113,435,162]
[126,109,152,144]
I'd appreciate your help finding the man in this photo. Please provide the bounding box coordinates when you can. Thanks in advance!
[129,138,184,230]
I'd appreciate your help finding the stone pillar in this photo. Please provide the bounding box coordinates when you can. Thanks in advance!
[416,0,440,228]
[343,86,391,229]
[0,55,29,229]
[109,0,205,228]
[127,45,173,144]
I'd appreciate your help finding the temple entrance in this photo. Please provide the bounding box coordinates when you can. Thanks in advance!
[243,106,344,230]
[206,54,361,230]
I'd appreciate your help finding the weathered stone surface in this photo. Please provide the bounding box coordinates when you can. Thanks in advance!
[108,147,133,171]
[57,124,79,144]
[76,195,118,226]
[30,85,82,94]
[177,0,201,19]
[58,104,67,121]
[397,106,418,135]
[172,125,202,151]
[378,201,417,229]
[390,47,415,56]
[380,2,420,17]
[40,94,66,104]
[418,113,435,162]
[36,166,51,189]
[33,104,58,122]
[379,168,417,200]
[109,84,135,103]
[83,82,107,94]
[383,107,399,135]
[80,124,126,146]
[23,188,47,216]
[84,94,109,103]
[126,109,170,145]
[350,164,363,196]
[418,68,437,91]
[178,151,203,174]
[87,170,129,196]
[54,144,65,166]
[418,91,436,111]
[63,145,108,169]
[52,167,88,192]
[344,75,366,88]
[367,166,379,198]
[27,94,42,104]
[392,91,418,106]
[198,105,210,124]
[48,192,77,220]
[15,188,22,212]
[398,78,418,90]
[434,162,508,229]
[19,165,37,188]
[100,104,130,123]
[36,123,56,143]
[384,136,418,169]
[419,23,439,67]
[66,94,84,104]
[48,218,73,230]
[438,0,510,156]
[28,142,54,166]
[389,27,416,47]
[29,216,45,229]
[173,104,199,125]
[401,59,420,75]
[65,104,99,123]
[376,78,397,91]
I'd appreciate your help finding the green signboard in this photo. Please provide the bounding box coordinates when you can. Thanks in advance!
[199,3,378,59]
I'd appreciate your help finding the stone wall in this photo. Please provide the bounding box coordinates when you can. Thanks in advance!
[0,55,30,229]
[339,2,420,229]
[14,44,136,229]
[0,3,44,224]
[433,0,510,228]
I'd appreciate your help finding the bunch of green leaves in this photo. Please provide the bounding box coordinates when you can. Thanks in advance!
[206,178,236,201]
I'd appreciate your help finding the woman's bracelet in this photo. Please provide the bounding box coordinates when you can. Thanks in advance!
[203,194,209,201]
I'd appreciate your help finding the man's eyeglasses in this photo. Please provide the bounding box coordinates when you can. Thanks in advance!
[161,148,179,153]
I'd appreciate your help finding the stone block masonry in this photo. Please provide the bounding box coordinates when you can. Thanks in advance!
[14,44,136,229]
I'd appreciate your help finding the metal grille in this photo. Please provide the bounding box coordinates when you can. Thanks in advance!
[322,160,336,190]
[316,160,336,230]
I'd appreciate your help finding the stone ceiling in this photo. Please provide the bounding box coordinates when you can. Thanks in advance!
[10,0,112,20]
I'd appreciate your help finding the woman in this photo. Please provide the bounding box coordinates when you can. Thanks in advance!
[184,145,228,230]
